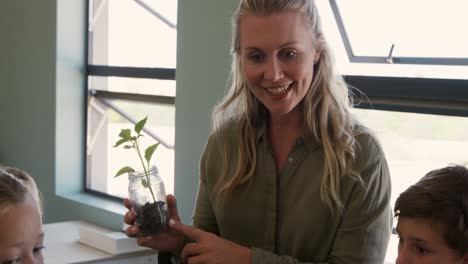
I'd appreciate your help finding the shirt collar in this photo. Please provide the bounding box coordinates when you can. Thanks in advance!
[299,133,321,152]
[256,122,266,143]
[256,123,320,152]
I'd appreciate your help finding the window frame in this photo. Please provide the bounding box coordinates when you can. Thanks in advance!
[85,0,177,200]
[346,76,468,117]
[329,0,468,66]
[322,0,468,117]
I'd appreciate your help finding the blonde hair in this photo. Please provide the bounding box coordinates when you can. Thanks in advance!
[213,0,365,213]
[0,166,42,216]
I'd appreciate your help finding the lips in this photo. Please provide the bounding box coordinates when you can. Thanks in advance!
[263,83,293,95]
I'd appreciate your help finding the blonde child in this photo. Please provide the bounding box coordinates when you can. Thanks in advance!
[0,166,44,264]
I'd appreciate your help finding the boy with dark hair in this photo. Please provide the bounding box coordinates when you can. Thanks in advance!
[394,165,468,264]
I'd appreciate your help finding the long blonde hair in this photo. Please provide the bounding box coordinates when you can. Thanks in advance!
[213,0,363,213]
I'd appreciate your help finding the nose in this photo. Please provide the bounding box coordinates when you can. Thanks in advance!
[263,57,283,81]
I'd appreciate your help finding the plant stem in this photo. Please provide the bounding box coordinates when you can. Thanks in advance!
[134,139,157,203]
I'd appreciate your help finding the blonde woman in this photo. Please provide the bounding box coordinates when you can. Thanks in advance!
[125,0,392,263]
[0,166,44,264]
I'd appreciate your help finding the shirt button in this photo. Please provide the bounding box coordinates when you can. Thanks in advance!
[288,157,294,163]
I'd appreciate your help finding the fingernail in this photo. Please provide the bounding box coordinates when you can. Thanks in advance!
[169,219,175,225]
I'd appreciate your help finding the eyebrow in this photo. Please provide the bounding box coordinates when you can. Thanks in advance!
[7,241,24,248]
[395,228,429,244]
[6,232,45,247]
[243,41,301,51]
[409,237,428,244]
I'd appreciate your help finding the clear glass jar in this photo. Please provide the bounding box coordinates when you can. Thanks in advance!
[128,166,169,236]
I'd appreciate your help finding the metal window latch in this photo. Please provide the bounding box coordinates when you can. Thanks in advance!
[386,43,395,64]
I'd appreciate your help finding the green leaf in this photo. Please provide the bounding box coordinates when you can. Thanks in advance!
[113,138,128,148]
[142,179,150,188]
[114,166,135,177]
[134,117,147,135]
[145,143,160,164]
[123,145,133,149]
[119,129,132,140]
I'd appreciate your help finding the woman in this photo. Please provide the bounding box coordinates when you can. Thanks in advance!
[125,0,392,263]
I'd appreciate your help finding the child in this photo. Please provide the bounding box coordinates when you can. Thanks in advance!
[394,165,468,264]
[0,166,44,264]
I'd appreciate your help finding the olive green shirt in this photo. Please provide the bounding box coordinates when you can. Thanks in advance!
[193,123,392,264]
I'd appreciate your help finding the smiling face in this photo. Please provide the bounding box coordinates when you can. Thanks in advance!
[0,197,44,264]
[396,217,468,264]
[239,10,320,120]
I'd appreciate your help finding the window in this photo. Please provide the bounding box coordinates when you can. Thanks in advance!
[86,0,177,199]
[318,0,468,78]
[317,1,468,262]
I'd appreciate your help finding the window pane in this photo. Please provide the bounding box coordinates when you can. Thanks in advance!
[87,99,175,198]
[88,0,177,68]
[316,1,468,79]
[87,0,177,200]
[351,108,468,262]
[89,76,176,97]
[337,1,468,58]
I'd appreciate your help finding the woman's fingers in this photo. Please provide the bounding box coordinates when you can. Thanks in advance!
[136,235,161,248]
[186,255,207,264]
[124,207,136,225]
[169,219,205,242]
[181,242,203,263]
[123,198,132,210]
[125,223,139,237]
[123,198,136,225]
[123,198,138,237]
[167,194,181,221]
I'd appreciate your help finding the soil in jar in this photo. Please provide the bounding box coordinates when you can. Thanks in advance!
[135,200,168,236]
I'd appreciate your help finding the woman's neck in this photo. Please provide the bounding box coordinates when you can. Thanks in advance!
[268,107,304,136]
[267,108,305,172]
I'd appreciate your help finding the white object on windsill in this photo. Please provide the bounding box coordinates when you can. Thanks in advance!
[78,221,148,255]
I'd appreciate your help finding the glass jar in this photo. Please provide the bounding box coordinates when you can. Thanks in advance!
[128,166,169,236]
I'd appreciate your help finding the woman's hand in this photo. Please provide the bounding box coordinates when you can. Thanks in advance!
[124,194,184,255]
[169,219,252,264]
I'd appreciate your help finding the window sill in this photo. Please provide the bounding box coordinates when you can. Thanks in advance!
[57,192,127,231]
[59,192,126,215]
[43,221,157,264]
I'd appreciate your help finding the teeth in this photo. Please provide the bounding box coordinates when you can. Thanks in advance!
[265,85,290,95]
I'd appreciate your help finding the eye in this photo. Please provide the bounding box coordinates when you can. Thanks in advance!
[414,245,431,255]
[247,53,264,63]
[280,49,298,60]
[3,258,20,264]
[33,246,45,255]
